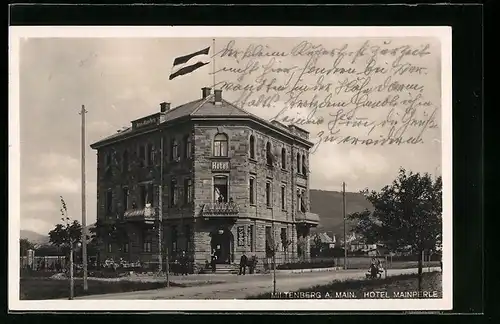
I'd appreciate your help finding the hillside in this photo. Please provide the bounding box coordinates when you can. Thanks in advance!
[20,230,49,244]
[309,189,373,238]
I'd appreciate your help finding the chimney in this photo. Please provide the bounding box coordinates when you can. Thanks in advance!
[160,102,171,112]
[214,89,222,105]
[202,87,211,99]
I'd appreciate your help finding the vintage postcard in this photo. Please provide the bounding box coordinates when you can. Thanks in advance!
[9,26,452,311]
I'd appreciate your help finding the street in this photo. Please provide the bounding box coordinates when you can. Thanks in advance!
[75,267,439,300]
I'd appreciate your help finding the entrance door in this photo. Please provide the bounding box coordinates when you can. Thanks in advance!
[211,229,232,264]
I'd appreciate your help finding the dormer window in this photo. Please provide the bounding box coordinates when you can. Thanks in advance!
[214,133,228,157]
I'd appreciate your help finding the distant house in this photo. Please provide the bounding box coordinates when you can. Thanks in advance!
[316,232,336,249]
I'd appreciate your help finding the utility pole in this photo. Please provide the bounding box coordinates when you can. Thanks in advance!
[343,182,347,270]
[79,105,88,291]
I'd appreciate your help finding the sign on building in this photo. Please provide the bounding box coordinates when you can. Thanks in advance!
[211,161,229,171]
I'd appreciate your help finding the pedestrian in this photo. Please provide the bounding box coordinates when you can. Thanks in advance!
[239,252,248,275]
[249,255,257,274]
[181,251,188,275]
[211,249,217,273]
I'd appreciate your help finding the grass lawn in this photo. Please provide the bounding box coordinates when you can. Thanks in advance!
[247,271,442,299]
[20,278,186,300]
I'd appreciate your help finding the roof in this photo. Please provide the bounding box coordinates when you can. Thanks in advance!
[91,93,313,149]
[317,232,335,244]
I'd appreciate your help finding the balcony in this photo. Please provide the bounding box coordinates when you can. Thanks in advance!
[201,201,239,219]
[123,204,156,224]
[296,211,320,226]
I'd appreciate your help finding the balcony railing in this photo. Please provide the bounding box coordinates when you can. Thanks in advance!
[201,201,239,217]
[123,204,156,223]
[296,211,320,226]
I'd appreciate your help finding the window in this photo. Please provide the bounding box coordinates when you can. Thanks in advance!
[281,228,287,250]
[171,226,178,252]
[143,241,152,252]
[184,135,192,159]
[140,185,147,208]
[139,145,145,167]
[105,152,111,167]
[266,182,272,207]
[171,138,178,161]
[122,151,129,172]
[265,226,273,257]
[122,187,129,210]
[249,177,255,205]
[266,142,273,166]
[105,190,112,215]
[296,153,301,173]
[123,243,129,253]
[185,225,191,251]
[281,147,286,169]
[213,133,228,157]
[107,243,112,253]
[184,178,193,205]
[170,179,178,207]
[297,190,306,212]
[281,185,286,210]
[214,176,228,203]
[297,189,302,212]
[302,155,307,175]
[146,143,154,166]
[247,225,254,252]
[249,135,255,159]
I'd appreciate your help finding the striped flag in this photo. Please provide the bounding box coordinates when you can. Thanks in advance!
[169,46,211,80]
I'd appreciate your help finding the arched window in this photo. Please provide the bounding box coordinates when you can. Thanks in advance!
[249,135,255,159]
[302,155,306,175]
[296,153,301,172]
[281,147,286,169]
[214,133,228,157]
[266,142,273,166]
[122,150,129,172]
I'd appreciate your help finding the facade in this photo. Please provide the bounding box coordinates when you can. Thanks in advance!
[90,87,320,271]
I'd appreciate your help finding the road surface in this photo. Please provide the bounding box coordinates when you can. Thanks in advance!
[76,267,439,300]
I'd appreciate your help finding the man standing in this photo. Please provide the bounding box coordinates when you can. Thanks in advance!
[211,249,217,273]
[239,252,248,275]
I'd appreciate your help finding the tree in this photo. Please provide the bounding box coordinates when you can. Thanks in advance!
[20,238,35,256]
[48,197,83,255]
[88,218,127,266]
[348,168,442,292]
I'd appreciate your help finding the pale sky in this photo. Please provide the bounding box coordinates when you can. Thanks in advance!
[18,37,442,235]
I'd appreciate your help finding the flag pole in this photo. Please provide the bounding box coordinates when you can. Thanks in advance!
[79,105,88,291]
[212,38,216,90]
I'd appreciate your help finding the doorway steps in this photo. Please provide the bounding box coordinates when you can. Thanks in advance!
[216,264,238,274]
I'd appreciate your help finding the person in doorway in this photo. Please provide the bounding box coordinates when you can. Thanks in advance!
[211,249,217,273]
[239,252,248,275]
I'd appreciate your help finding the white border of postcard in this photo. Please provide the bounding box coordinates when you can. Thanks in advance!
[8,26,452,311]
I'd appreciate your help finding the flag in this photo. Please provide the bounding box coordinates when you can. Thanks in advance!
[169,46,210,80]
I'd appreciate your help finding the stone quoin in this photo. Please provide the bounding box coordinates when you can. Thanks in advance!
[90,87,320,272]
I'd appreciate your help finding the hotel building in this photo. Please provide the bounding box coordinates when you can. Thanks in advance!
[90,87,320,271]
